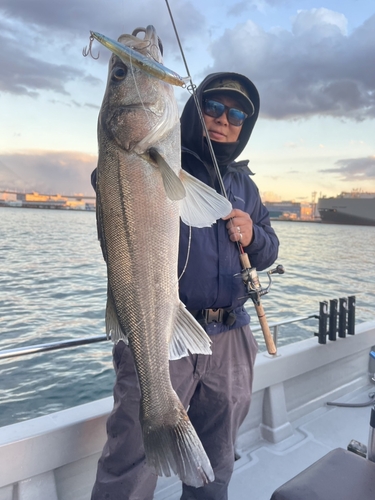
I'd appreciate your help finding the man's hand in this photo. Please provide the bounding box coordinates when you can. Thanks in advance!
[222,209,253,247]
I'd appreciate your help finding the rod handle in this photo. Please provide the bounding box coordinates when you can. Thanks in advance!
[254,302,277,355]
[239,252,250,269]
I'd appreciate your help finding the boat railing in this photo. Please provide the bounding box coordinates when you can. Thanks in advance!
[0,334,109,360]
[0,313,318,360]
[252,314,318,346]
[0,295,356,360]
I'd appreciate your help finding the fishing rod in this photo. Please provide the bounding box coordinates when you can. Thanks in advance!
[165,0,281,355]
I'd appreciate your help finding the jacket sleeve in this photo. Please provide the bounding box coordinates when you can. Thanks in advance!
[243,180,279,271]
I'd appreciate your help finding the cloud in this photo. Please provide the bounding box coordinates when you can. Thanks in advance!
[292,8,348,36]
[0,159,24,190]
[0,151,97,195]
[0,18,100,96]
[227,1,254,17]
[0,0,205,97]
[261,190,282,202]
[0,48,84,96]
[206,9,375,120]
[320,156,375,180]
[0,0,205,50]
[2,2,375,123]
[228,0,291,16]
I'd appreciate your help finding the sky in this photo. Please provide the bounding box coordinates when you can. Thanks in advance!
[0,0,374,202]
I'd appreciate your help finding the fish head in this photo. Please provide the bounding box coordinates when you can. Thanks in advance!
[98,25,179,154]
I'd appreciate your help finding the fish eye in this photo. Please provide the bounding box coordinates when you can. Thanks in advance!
[111,66,127,81]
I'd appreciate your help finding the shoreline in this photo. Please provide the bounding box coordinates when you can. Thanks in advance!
[270,218,321,223]
[0,203,95,211]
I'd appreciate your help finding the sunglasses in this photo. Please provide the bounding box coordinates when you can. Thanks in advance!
[202,99,248,127]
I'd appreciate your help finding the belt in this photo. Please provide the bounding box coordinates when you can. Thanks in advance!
[188,308,236,327]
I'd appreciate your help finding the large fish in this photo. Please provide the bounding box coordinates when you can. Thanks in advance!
[94,25,232,487]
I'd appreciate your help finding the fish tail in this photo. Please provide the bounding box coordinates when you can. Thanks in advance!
[142,400,214,487]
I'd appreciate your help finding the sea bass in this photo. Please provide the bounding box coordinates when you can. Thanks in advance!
[94,25,232,487]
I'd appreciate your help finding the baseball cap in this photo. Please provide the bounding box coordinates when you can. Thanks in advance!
[203,77,255,116]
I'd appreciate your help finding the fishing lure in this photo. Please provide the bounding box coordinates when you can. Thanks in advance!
[84,30,187,88]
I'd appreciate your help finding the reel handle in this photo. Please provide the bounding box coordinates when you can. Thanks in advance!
[268,264,285,275]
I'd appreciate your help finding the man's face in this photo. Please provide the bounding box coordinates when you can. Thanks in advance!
[203,94,244,143]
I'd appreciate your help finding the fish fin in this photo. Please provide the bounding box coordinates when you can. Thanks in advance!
[149,147,186,201]
[143,398,214,486]
[179,169,232,227]
[105,287,128,343]
[169,302,211,360]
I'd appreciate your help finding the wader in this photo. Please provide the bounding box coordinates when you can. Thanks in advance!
[91,325,258,500]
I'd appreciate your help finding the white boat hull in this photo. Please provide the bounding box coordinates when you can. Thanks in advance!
[1,321,375,500]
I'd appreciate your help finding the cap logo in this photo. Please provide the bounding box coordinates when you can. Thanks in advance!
[210,79,247,95]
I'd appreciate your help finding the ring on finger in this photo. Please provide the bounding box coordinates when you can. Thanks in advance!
[236,226,241,233]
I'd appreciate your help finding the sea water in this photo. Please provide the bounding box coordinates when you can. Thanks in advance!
[0,207,374,427]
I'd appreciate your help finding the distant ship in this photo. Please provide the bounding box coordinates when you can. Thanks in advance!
[318,192,375,226]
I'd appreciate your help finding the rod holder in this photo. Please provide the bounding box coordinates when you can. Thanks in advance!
[316,296,355,345]
[339,297,349,337]
[317,301,329,344]
[348,295,356,335]
[328,299,338,341]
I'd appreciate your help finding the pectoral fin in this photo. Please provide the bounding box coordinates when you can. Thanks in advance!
[179,169,232,227]
[169,302,212,360]
[149,147,186,200]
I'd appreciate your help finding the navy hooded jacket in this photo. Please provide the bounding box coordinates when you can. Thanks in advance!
[91,71,279,335]
[176,72,279,334]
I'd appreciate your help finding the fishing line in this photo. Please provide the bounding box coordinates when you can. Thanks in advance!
[164,0,243,255]
[178,225,192,281]
[124,26,189,283]
[127,39,154,131]
[164,0,226,199]
[164,0,278,356]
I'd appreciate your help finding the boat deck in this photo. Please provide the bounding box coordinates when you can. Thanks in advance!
[155,384,374,500]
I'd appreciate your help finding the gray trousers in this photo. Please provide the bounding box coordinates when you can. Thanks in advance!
[91,325,258,500]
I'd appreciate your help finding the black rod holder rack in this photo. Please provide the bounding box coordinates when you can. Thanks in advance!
[316,295,356,345]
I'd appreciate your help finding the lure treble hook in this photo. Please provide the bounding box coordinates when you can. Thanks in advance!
[82,34,100,60]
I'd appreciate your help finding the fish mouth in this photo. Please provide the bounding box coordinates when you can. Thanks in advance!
[114,103,156,111]
[105,104,162,126]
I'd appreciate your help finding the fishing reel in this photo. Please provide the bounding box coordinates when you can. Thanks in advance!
[238,264,285,305]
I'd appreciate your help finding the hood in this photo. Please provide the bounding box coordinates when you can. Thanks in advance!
[180,72,260,166]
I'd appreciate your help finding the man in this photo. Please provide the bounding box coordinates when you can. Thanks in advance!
[91,72,279,500]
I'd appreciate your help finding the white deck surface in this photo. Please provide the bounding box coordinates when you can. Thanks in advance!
[154,384,375,500]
